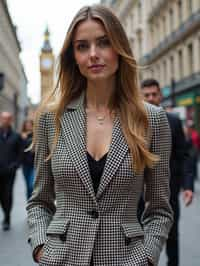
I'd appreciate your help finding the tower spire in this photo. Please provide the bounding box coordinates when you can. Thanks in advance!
[42,26,52,53]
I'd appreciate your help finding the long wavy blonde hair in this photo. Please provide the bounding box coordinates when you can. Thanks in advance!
[34,4,159,173]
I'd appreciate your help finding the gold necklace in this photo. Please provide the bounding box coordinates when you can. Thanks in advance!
[96,115,106,125]
[86,108,116,126]
[96,110,116,125]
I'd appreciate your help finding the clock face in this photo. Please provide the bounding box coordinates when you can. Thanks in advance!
[41,58,53,69]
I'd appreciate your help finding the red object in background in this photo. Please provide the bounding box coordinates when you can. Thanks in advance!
[191,129,200,150]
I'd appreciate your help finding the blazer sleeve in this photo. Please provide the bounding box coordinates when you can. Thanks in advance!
[142,108,173,266]
[26,112,56,259]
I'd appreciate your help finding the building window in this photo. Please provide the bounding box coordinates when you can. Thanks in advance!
[178,49,183,79]
[151,68,154,78]
[169,9,174,32]
[188,43,193,74]
[150,24,155,49]
[163,60,167,85]
[138,1,142,24]
[188,0,193,14]
[131,10,134,30]
[162,16,166,36]
[156,64,160,82]
[170,55,174,80]
[178,0,182,25]
[138,32,142,59]
[156,22,160,44]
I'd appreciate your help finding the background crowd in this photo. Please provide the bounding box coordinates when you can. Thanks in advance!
[0,112,34,231]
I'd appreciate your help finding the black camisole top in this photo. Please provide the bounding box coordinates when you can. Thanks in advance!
[87,152,107,194]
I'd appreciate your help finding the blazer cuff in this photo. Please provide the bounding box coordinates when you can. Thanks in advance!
[28,233,46,262]
[144,235,165,266]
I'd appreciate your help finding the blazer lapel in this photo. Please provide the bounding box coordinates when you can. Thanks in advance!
[60,104,97,204]
[96,116,129,199]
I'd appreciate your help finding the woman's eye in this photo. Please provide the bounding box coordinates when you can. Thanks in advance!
[98,38,111,47]
[76,43,88,51]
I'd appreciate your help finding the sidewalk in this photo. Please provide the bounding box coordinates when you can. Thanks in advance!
[195,177,200,194]
[0,169,35,266]
[159,162,200,266]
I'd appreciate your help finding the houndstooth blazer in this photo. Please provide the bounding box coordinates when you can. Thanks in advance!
[27,93,173,266]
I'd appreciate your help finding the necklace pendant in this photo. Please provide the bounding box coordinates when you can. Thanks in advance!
[97,116,105,125]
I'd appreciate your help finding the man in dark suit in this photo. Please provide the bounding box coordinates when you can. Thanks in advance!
[0,112,22,230]
[140,79,193,266]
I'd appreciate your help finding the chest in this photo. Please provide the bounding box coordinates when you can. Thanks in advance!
[50,113,144,193]
[86,115,113,160]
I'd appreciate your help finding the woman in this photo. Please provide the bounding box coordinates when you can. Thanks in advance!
[21,119,34,199]
[27,5,173,266]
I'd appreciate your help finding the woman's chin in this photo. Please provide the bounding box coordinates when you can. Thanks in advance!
[87,74,112,83]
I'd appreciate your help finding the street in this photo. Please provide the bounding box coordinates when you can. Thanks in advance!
[0,169,200,266]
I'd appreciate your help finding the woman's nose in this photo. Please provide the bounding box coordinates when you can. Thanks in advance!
[89,44,98,59]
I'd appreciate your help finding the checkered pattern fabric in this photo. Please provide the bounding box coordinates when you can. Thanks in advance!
[26,95,173,266]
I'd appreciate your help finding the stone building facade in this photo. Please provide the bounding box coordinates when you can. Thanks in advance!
[102,0,200,129]
[0,0,29,129]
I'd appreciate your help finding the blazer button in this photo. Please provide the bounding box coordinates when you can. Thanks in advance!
[88,210,99,219]
[59,234,67,242]
[125,237,132,246]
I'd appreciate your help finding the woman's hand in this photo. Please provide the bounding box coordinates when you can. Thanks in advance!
[21,132,28,139]
[148,260,153,266]
[183,189,193,206]
[34,245,44,263]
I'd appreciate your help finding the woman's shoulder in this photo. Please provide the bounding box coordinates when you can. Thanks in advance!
[143,101,163,115]
[143,102,167,126]
[36,110,56,132]
[38,109,55,122]
[36,99,60,122]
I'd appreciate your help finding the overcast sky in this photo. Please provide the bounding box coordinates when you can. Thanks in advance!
[7,0,100,104]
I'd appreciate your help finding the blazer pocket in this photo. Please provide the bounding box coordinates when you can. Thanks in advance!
[121,223,149,265]
[46,218,70,241]
[121,223,144,246]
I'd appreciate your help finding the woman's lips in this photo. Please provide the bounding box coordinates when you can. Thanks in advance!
[88,64,105,72]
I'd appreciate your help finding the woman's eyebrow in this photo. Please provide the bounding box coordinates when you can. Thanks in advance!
[96,34,107,41]
[74,34,108,43]
[74,39,88,43]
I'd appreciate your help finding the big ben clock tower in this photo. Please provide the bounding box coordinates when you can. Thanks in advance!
[40,27,55,99]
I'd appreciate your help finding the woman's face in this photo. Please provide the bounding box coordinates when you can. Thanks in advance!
[73,19,119,82]
[25,121,33,131]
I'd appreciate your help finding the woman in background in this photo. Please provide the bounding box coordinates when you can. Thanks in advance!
[21,119,34,199]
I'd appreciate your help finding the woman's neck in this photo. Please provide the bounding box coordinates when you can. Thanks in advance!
[85,79,116,111]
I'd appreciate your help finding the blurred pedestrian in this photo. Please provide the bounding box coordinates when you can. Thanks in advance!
[0,111,22,230]
[141,79,194,266]
[184,121,200,181]
[188,120,200,152]
[27,5,173,266]
[21,119,34,200]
